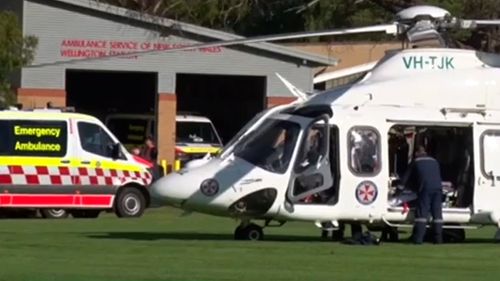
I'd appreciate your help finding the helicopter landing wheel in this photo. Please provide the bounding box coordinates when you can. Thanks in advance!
[234,223,264,241]
[443,228,465,243]
[381,226,399,242]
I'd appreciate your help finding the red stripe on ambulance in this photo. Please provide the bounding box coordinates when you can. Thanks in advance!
[0,175,12,184]
[0,194,113,207]
[81,196,113,206]
[10,165,23,174]
[36,166,49,174]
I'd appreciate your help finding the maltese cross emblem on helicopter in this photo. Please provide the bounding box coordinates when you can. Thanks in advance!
[355,181,378,205]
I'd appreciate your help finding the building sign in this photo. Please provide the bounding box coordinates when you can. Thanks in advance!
[60,39,223,59]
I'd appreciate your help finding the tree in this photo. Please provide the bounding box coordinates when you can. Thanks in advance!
[0,11,37,108]
[102,0,259,31]
[100,0,500,52]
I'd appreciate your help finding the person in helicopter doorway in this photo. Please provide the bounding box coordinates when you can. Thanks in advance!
[401,145,443,244]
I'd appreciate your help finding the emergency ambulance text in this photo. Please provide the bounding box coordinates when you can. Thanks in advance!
[14,141,61,152]
[14,126,61,138]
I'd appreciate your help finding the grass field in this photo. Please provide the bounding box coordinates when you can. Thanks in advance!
[0,207,499,281]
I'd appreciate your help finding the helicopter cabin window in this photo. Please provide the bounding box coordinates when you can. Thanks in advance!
[480,130,500,179]
[348,127,381,175]
[387,125,474,209]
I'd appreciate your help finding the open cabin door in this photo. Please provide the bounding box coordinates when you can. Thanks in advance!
[286,114,334,205]
[473,122,500,223]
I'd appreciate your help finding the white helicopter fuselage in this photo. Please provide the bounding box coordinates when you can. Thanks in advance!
[151,48,500,230]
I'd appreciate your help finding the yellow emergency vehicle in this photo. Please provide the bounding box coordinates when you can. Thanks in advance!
[0,108,154,218]
[105,113,223,169]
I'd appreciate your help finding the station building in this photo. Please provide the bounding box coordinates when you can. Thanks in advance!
[0,0,335,166]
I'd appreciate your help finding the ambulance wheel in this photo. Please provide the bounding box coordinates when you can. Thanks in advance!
[234,224,264,241]
[71,210,100,219]
[40,208,69,219]
[115,187,146,218]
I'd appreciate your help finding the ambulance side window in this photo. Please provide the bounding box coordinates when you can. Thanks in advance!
[348,127,381,175]
[78,122,115,158]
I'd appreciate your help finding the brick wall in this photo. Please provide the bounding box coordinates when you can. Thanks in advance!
[267,96,296,108]
[17,88,66,109]
[157,93,177,169]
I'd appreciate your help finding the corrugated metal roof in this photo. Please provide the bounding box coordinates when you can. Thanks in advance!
[47,0,337,66]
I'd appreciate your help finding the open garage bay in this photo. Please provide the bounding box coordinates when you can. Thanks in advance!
[66,70,158,121]
[176,73,266,144]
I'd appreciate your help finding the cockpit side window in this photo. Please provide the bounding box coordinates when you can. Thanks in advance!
[348,127,381,176]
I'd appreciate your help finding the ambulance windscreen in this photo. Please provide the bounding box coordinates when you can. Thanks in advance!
[176,121,220,145]
[106,118,148,146]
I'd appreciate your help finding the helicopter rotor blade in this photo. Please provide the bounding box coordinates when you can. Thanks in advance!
[230,24,399,44]
[458,19,500,29]
[143,24,400,54]
[474,20,500,25]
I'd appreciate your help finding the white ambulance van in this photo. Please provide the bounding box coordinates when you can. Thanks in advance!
[0,108,154,218]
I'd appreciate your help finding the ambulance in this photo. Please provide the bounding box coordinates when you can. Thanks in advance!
[105,112,223,169]
[174,113,223,168]
[0,108,154,218]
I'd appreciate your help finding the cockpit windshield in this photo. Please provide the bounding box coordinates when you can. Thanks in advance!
[219,108,270,157]
[233,119,300,174]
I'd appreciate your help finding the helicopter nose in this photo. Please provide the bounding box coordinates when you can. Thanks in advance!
[150,174,196,206]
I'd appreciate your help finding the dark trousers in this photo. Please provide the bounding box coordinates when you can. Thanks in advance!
[324,222,362,241]
[413,188,443,244]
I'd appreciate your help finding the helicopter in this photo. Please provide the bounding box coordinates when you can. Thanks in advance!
[150,5,500,241]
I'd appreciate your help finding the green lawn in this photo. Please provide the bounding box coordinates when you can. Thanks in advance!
[0,207,499,281]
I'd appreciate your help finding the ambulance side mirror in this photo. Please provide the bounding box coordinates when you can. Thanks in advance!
[111,143,121,160]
